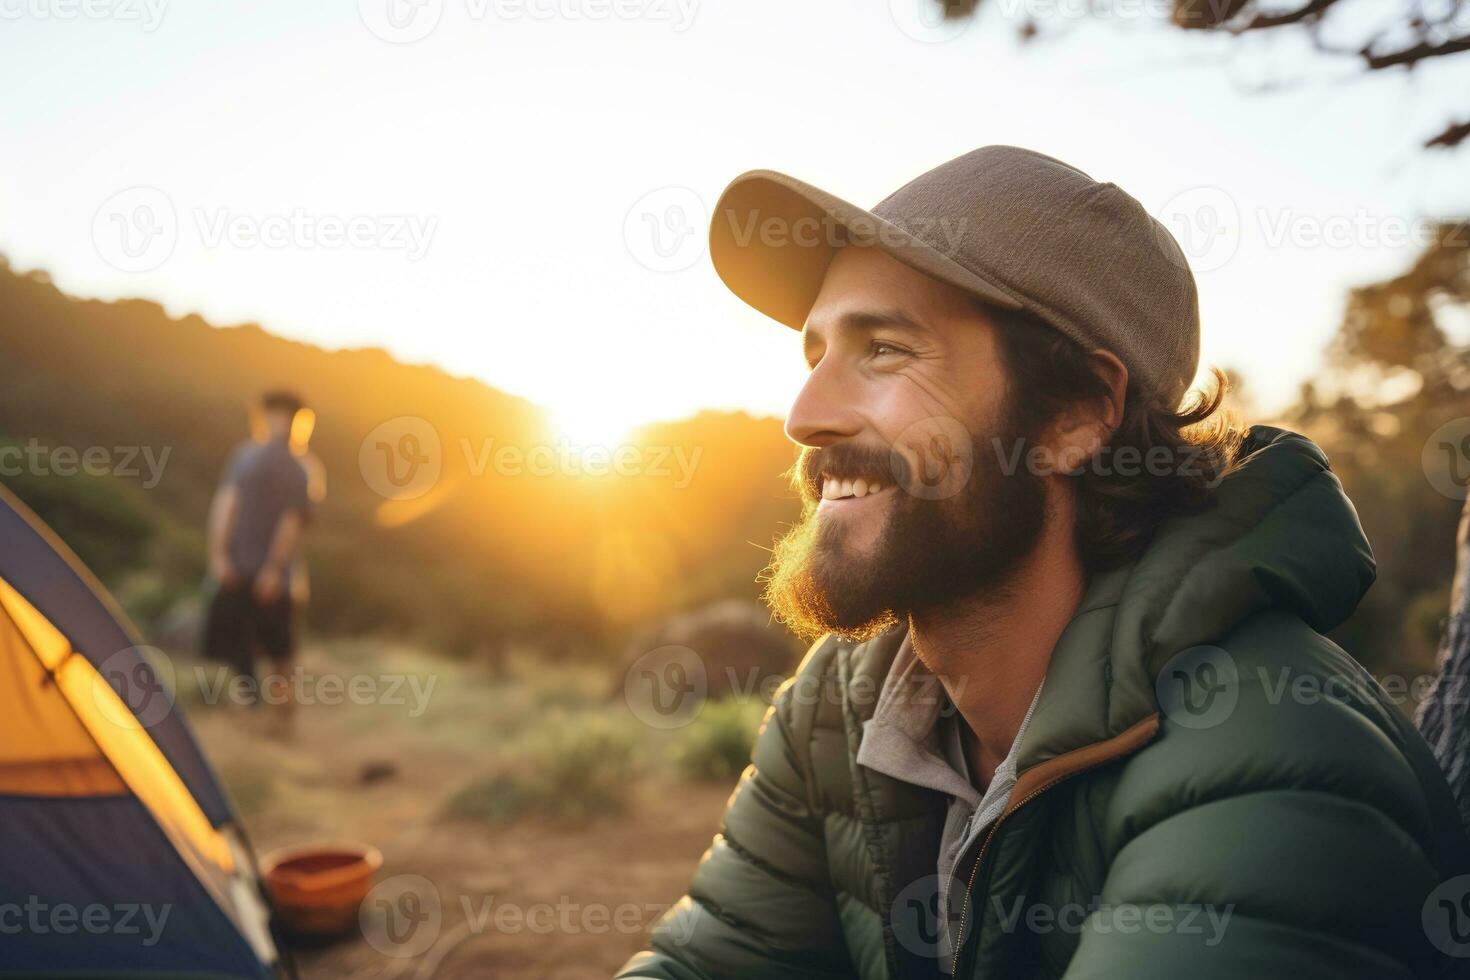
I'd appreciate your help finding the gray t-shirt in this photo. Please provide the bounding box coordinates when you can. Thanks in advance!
[220,438,311,582]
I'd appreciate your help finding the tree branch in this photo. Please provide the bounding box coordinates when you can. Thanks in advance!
[1427,119,1470,150]
[1362,33,1470,70]
[1234,0,1340,32]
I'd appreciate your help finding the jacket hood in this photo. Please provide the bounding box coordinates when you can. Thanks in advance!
[1016,424,1377,766]
[1122,425,1373,679]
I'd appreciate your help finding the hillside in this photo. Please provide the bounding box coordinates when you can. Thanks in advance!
[0,259,802,653]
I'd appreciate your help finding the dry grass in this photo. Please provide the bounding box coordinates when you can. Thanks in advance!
[188,641,744,979]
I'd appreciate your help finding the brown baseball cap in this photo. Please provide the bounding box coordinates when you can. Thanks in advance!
[709,145,1200,407]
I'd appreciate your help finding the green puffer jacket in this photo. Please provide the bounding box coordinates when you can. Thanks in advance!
[618,427,1470,980]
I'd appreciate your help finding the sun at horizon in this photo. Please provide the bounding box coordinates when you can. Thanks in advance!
[546,398,643,450]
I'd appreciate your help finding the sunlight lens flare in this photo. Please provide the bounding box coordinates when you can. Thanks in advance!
[547,401,640,449]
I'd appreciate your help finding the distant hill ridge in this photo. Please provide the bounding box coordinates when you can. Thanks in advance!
[0,258,800,652]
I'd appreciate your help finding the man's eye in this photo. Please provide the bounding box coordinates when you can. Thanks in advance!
[871,341,907,358]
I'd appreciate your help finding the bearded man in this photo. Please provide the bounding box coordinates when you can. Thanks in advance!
[618,146,1470,979]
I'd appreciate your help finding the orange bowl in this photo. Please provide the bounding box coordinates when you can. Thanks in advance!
[261,843,384,936]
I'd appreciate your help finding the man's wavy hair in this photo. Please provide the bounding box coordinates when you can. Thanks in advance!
[983,301,1245,573]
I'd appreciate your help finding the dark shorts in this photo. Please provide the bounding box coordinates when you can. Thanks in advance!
[201,579,295,675]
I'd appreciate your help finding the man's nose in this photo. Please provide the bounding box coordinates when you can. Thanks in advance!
[785,361,864,448]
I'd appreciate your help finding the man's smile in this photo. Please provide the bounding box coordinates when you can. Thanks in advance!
[817,476,895,512]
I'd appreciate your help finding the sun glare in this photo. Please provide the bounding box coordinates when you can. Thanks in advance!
[547,401,640,450]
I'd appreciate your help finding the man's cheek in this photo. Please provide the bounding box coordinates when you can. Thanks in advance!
[884,419,976,502]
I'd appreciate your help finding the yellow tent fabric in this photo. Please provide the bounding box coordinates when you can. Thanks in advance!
[0,576,234,875]
[0,580,123,795]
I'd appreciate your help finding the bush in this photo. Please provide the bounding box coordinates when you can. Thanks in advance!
[442,712,639,825]
[672,697,765,783]
[618,599,800,702]
[441,771,541,825]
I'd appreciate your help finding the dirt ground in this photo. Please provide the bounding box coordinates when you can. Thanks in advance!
[188,644,733,979]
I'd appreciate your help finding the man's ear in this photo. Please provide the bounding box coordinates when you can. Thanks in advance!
[1049,350,1128,474]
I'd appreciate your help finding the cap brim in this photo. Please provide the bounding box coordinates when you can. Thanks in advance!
[709,169,1023,331]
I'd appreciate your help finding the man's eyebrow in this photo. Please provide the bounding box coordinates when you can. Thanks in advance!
[802,308,929,363]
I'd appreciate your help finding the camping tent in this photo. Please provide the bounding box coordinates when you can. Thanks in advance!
[0,482,282,978]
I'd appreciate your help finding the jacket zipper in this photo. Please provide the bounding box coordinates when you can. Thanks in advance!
[949,774,1075,975]
[949,714,1162,977]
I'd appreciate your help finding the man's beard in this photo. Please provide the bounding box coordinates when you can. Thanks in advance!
[761,407,1047,642]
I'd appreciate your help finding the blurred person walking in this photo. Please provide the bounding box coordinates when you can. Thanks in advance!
[202,389,323,733]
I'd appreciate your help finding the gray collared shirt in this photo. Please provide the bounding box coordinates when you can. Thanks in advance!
[854,633,1044,974]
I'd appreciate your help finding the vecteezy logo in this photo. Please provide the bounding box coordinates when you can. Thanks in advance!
[361,874,442,958]
[624,645,707,729]
[1154,645,1238,730]
[1424,875,1470,957]
[889,0,972,43]
[890,873,964,959]
[623,187,707,273]
[1423,417,1470,501]
[358,0,444,43]
[359,417,443,500]
[891,415,974,501]
[1153,186,1240,274]
[92,646,177,729]
[92,187,178,273]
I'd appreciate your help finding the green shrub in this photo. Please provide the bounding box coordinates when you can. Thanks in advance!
[672,697,765,783]
[441,772,540,825]
[441,712,639,825]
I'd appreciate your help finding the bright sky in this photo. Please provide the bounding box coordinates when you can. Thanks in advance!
[2,0,1466,443]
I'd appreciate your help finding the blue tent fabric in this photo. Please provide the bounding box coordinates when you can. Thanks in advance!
[0,484,232,826]
[0,483,278,978]
[0,795,271,979]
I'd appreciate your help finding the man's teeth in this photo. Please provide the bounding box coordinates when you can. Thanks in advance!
[821,477,885,500]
